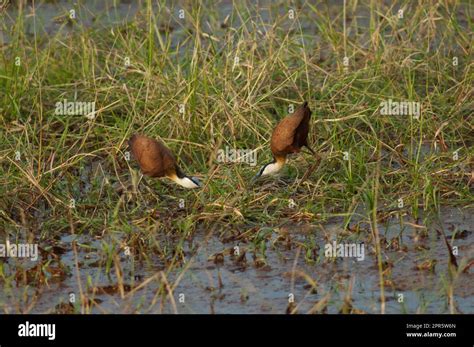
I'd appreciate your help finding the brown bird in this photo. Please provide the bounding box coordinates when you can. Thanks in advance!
[128,134,201,189]
[254,101,314,179]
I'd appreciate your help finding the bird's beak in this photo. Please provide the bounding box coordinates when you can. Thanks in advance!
[250,173,260,184]
[192,177,203,188]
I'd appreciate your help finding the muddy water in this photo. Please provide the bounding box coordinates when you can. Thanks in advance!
[3,1,469,48]
[0,0,139,44]
[2,207,472,314]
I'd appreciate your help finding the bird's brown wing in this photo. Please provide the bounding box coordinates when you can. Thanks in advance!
[270,103,311,156]
[129,134,177,177]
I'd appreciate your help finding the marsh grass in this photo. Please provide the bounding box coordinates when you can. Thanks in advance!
[0,0,472,313]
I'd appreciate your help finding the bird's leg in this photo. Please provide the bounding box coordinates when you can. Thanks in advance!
[299,151,322,184]
[138,176,167,203]
[304,144,316,156]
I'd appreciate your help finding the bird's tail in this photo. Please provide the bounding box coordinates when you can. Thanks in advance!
[128,134,138,148]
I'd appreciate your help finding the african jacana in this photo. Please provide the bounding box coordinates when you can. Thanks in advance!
[254,101,314,179]
[128,134,202,189]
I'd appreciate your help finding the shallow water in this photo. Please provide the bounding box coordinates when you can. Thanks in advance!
[1,207,472,314]
[2,0,469,49]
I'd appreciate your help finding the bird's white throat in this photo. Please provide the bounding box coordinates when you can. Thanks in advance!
[261,160,284,176]
[171,175,201,188]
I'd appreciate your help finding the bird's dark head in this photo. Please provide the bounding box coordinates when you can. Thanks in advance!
[253,163,268,180]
